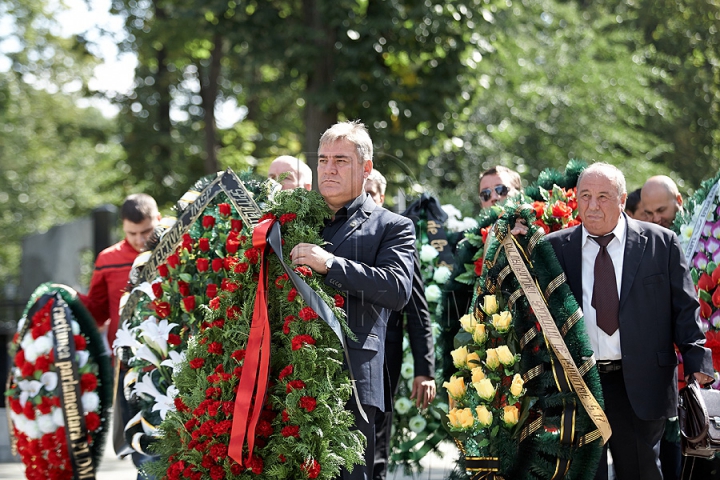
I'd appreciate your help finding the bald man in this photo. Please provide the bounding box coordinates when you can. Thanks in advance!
[268,155,313,190]
[641,175,683,228]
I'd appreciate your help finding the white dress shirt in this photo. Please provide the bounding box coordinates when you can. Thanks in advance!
[581,216,627,360]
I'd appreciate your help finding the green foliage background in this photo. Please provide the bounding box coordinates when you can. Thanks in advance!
[2,0,720,292]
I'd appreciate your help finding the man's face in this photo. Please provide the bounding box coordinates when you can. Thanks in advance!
[479,173,513,208]
[268,162,301,190]
[123,217,158,252]
[318,139,371,211]
[642,190,681,228]
[365,179,385,206]
[577,172,626,236]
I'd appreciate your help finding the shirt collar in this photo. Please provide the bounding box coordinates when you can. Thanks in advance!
[581,214,627,248]
[329,192,369,223]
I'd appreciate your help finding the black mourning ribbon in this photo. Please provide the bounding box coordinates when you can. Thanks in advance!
[266,222,368,422]
[403,192,454,268]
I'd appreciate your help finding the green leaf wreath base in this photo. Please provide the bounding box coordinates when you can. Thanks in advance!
[446,203,604,479]
[6,283,113,479]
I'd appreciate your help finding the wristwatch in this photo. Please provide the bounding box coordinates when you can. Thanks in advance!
[325,256,335,272]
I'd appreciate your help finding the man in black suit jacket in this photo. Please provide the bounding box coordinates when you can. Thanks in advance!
[546,162,713,480]
[364,169,436,480]
[290,121,416,480]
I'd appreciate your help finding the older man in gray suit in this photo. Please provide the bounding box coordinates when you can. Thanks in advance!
[290,121,416,480]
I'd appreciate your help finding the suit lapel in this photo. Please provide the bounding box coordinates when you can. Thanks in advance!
[325,196,376,254]
[620,216,647,310]
[564,227,584,304]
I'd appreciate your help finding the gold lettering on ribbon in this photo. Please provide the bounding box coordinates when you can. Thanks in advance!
[502,235,611,444]
[427,220,440,235]
[431,239,448,252]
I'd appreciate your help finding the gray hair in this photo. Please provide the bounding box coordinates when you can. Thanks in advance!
[578,162,627,197]
[367,169,387,196]
[318,120,373,163]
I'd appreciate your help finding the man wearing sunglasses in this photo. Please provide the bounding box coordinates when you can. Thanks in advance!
[478,166,522,208]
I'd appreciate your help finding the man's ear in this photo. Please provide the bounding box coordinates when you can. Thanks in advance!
[363,160,373,177]
[676,193,683,207]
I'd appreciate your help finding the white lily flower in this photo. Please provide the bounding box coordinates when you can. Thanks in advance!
[18,379,44,399]
[114,321,140,351]
[52,407,65,427]
[135,372,163,400]
[40,372,58,392]
[160,350,186,372]
[139,317,178,357]
[151,385,178,420]
[135,344,161,368]
[132,281,156,300]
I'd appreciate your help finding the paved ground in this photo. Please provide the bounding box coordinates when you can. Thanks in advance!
[0,422,459,480]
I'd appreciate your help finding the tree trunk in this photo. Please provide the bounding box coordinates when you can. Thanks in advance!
[303,0,338,190]
[154,3,172,167]
[201,33,224,175]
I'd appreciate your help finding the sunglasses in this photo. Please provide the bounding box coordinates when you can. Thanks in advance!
[480,184,509,202]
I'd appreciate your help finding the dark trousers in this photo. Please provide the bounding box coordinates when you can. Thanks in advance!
[373,340,403,480]
[594,370,665,480]
[339,404,378,480]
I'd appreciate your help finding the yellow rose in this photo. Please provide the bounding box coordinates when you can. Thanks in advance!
[492,311,512,332]
[448,407,474,429]
[471,366,486,383]
[473,324,486,344]
[466,351,481,368]
[451,346,469,368]
[485,348,500,370]
[475,405,493,426]
[496,345,515,366]
[474,378,496,401]
[510,374,524,397]
[482,295,498,315]
[459,313,477,333]
[443,375,467,399]
[503,405,519,426]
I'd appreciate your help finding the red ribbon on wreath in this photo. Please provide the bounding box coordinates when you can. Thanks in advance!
[228,218,275,466]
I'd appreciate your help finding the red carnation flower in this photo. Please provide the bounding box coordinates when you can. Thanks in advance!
[334,295,345,308]
[247,455,264,475]
[155,301,171,319]
[221,278,240,292]
[190,358,205,369]
[288,288,298,302]
[282,409,290,422]
[37,396,53,415]
[226,305,241,320]
[244,248,260,264]
[213,420,232,436]
[207,342,224,355]
[158,263,169,278]
[210,442,228,459]
[259,213,276,223]
[23,401,35,420]
[275,273,289,289]
[80,373,98,393]
[231,349,246,362]
[34,355,50,373]
[302,458,321,479]
[257,419,274,437]
[212,258,224,272]
[298,306,318,321]
[286,380,306,393]
[167,253,180,269]
[282,315,295,335]
[294,266,312,277]
[278,365,293,380]
[151,282,164,299]
[177,280,190,297]
[202,215,216,229]
[85,411,101,431]
[209,297,221,310]
[218,203,232,216]
[231,219,243,232]
[281,425,300,438]
[224,256,239,271]
[168,333,182,346]
[234,262,249,274]
[279,213,297,225]
[299,396,317,412]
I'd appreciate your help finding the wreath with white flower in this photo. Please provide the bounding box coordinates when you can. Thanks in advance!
[146,187,364,479]
[6,283,113,480]
[388,200,477,474]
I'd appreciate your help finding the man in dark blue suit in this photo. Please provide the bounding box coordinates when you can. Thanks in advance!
[546,162,713,480]
[290,121,416,480]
